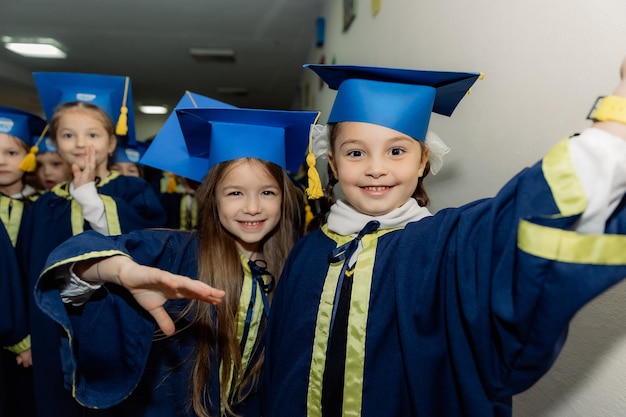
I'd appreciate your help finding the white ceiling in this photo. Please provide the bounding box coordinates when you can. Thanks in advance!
[0,0,325,119]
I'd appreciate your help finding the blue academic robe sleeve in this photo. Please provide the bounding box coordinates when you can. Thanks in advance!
[36,229,263,416]
[265,139,626,417]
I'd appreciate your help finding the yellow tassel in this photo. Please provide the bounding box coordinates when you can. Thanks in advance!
[304,202,314,227]
[167,172,177,193]
[304,151,323,199]
[19,146,39,172]
[116,106,128,136]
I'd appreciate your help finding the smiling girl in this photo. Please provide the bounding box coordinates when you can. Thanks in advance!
[263,62,626,417]
[33,107,318,416]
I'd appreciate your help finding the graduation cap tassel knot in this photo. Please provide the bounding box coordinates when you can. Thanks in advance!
[19,146,39,172]
[19,124,48,172]
[305,151,324,199]
[166,172,177,193]
[115,76,130,136]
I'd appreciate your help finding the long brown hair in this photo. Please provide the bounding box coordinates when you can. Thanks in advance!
[307,122,431,231]
[190,158,303,416]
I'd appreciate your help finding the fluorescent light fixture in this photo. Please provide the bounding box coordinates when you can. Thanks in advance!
[189,47,235,63]
[2,37,67,58]
[138,105,169,115]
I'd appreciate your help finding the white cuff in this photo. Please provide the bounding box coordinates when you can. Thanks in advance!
[70,181,109,234]
[569,128,626,233]
[58,263,103,306]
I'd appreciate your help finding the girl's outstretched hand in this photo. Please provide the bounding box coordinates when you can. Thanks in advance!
[77,256,226,336]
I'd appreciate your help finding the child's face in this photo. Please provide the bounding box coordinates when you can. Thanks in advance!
[36,152,72,190]
[111,162,141,177]
[328,122,428,216]
[216,159,282,258]
[54,108,116,174]
[0,133,27,195]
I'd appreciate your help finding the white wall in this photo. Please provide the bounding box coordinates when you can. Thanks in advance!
[300,0,626,415]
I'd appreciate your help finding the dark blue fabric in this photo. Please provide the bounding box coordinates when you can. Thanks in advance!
[264,161,626,417]
[35,229,262,416]
[21,175,166,417]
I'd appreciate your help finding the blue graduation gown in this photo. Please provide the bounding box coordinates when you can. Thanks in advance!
[264,139,626,417]
[35,230,265,416]
[21,172,167,417]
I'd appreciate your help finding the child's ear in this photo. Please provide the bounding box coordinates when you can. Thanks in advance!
[418,145,429,177]
[327,151,338,179]
[108,135,117,155]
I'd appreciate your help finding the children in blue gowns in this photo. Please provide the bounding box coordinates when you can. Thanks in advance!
[263,62,626,417]
[34,107,319,416]
[21,72,166,417]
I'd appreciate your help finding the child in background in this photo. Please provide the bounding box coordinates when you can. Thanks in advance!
[262,61,626,417]
[0,105,45,417]
[110,139,147,178]
[21,72,167,417]
[34,107,319,416]
[34,135,71,190]
[141,90,236,230]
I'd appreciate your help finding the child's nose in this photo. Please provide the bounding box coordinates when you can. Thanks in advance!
[365,157,387,178]
[243,196,261,214]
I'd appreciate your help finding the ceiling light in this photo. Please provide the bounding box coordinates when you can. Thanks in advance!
[3,37,66,58]
[138,105,169,115]
[189,47,235,63]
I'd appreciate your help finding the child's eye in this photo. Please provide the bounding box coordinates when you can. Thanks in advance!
[228,191,242,196]
[8,150,18,156]
[389,147,405,156]
[346,150,363,157]
[88,132,100,139]
[61,132,73,139]
[261,190,277,196]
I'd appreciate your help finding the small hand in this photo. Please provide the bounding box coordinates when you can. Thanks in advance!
[115,258,225,336]
[16,349,32,368]
[72,146,97,189]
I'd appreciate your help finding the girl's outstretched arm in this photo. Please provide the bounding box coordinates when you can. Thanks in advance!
[73,256,225,335]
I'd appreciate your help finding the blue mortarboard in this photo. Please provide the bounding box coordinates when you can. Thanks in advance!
[171,107,319,183]
[0,105,46,146]
[140,91,237,181]
[36,135,58,153]
[33,71,136,145]
[113,140,148,164]
[305,64,481,141]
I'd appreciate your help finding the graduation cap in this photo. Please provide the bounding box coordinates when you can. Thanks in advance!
[113,142,147,165]
[36,135,58,153]
[0,106,46,146]
[164,107,320,183]
[140,91,237,182]
[0,106,47,171]
[305,64,481,142]
[33,71,136,145]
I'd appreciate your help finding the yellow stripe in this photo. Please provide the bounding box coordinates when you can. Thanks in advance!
[343,236,377,416]
[101,195,121,235]
[40,250,130,278]
[307,225,399,416]
[542,138,587,216]
[97,170,119,187]
[4,335,30,354]
[70,199,84,235]
[518,219,626,264]
[0,196,23,247]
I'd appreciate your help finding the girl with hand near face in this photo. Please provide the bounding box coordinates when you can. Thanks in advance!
[20,73,166,417]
